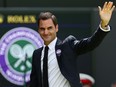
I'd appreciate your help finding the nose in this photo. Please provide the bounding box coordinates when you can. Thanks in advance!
[44,29,48,35]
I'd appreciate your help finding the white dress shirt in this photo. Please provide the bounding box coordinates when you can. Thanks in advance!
[41,37,71,87]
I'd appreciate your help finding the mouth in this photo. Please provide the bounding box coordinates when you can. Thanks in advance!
[42,35,50,39]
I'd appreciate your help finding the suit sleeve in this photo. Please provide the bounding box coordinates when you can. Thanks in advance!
[68,27,110,55]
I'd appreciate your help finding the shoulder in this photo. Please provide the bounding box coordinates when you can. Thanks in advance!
[33,47,43,54]
[63,35,77,43]
[62,35,79,49]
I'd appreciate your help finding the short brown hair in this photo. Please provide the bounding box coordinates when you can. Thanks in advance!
[38,12,58,27]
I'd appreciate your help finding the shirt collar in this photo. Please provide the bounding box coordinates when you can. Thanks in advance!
[44,37,57,50]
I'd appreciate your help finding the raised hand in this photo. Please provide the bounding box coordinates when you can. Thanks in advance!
[98,1,115,29]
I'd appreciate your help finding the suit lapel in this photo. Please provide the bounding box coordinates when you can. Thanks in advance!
[55,38,62,65]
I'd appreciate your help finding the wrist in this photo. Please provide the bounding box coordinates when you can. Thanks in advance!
[100,21,108,29]
[99,24,110,32]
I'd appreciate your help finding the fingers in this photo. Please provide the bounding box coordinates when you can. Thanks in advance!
[103,2,107,10]
[106,2,113,9]
[98,6,101,12]
[111,5,115,12]
[102,1,115,11]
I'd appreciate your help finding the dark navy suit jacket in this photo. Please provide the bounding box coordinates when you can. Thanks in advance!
[30,27,110,87]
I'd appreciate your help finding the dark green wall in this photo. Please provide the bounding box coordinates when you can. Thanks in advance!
[1,0,116,7]
[0,0,4,7]
[91,9,116,87]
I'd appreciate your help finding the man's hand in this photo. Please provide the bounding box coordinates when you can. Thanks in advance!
[98,1,115,29]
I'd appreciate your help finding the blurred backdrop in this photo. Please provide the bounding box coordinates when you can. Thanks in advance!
[0,0,116,87]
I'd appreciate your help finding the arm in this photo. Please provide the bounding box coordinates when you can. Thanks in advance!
[68,2,115,55]
[98,1,115,29]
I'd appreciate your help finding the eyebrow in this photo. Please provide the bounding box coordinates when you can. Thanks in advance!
[39,26,53,30]
[48,26,53,29]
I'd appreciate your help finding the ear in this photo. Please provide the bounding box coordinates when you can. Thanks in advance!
[56,24,58,32]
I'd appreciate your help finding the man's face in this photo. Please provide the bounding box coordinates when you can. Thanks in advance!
[38,18,58,45]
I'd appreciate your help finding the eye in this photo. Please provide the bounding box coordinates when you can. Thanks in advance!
[39,28,45,31]
[48,26,53,30]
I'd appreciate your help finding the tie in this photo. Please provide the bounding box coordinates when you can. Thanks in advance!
[43,46,49,87]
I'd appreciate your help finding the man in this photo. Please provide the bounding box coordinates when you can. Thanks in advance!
[30,2,115,87]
